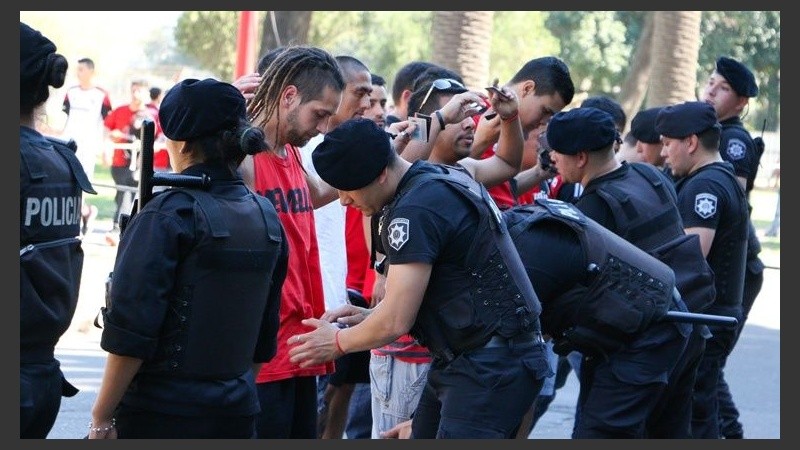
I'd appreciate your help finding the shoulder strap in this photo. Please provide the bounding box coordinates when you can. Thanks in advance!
[167,189,230,238]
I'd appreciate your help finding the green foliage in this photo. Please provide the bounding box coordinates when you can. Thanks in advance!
[308,11,432,97]
[174,11,238,80]
[545,11,633,94]
[490,12,560,83]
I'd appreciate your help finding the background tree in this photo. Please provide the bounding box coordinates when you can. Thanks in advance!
[174,11,238,80]
[431,11,494,89]
[259,11,312,50]
[647,11,702,107]
[489,12,560,86]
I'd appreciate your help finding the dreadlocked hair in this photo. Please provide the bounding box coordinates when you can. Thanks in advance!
[247,45,344,131]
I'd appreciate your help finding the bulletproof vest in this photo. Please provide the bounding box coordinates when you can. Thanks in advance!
[584,162,716,314]
[508,198,677,342]
[584,162,684,252]
[20,135,95,362]
[138,188,284,379]
[385,165,542,361]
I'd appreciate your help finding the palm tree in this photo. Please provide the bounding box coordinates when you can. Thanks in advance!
[431,11,494,89]
[647,11,702,107]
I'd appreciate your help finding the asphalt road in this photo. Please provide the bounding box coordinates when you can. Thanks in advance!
[46,220,781,439]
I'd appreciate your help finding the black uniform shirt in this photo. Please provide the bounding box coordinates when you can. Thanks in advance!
[381,160,477,268]
[675,162,749,313]
[102,163,287,417]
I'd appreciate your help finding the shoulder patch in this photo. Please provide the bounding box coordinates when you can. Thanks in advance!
[726,138,746,161]
[387,218,410,251]
[694,193,718,219]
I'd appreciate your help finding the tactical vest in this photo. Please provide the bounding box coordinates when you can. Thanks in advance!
[20,135,95,361]
[585,162,684,251]
[384,165,542,361]
[136,188,284,379]
[508,198,677,348]
[585,162,716,314]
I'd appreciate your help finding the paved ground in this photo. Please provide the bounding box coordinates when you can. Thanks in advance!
[49,217,780,439]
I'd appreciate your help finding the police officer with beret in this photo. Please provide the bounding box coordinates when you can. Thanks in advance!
[20,21,96,439]
[89,79,289,438]
[629,106,671,177]
[286,113,552,438]
[545,107,696,438]
[656,101,750,439]
[701,56,766,439]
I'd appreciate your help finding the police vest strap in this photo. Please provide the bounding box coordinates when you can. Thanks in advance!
[170,189,230,238]
[251,193,283,243]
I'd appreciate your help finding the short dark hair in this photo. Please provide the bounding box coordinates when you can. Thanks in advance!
[77,57,94,69]
[406,67,465,116]
[581,96,626,131]
[698,126,721,151]
[391,60,437,104]
[371,74,386,87]
[510,56,575,105]
[335,55,370,81]
[149,86,162,102]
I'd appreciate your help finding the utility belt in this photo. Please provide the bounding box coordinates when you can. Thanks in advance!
[430,317,544,365]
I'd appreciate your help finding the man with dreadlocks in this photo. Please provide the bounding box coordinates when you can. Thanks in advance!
[235,45,345,438]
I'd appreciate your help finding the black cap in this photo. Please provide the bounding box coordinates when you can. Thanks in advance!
[21,22,56,85]
[715,56,758,98]
[630,107,663,144]
[655,101,719,139]
[313,118,393,191]
[546,107,617,155]
[159,78,246,141]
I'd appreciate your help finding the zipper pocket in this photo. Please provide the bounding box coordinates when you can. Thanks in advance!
[20,237,81,257]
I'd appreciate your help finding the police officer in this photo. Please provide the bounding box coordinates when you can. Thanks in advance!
[89,79,289,439]
[701,56,765,438]
[545,108,694,438]
[629,106,672,178]
[20,21,96,439]
[656,101,750,439]
[286,116,552,438]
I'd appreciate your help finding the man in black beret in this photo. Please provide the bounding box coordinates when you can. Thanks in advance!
[656,100,750,439]
[545,106,703,438]
[629,106,670,171]
[701,57,766,439]
[285,102,556,438]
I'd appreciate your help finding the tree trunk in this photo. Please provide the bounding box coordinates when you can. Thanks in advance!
[259,11,312,55]
[618,12,655,132]
[431,11,494,89]
[647,11,702,108]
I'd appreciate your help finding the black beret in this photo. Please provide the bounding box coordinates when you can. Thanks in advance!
[159,78,246,141]
[21,22,56,85]
[716,56,758,98]
[546,107,617,155]
[313,118,393,191]
[655,101,719,139]
[630,107,663,144]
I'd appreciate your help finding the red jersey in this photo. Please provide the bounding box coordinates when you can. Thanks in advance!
[251,145,334,382]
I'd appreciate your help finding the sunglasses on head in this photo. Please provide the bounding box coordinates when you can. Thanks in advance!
[417,78,465,114]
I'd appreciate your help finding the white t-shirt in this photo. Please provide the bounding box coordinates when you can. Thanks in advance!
[299,134,349,311]
[62,85,110,181]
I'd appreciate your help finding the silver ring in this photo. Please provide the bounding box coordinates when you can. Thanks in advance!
[399,131,407,138]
